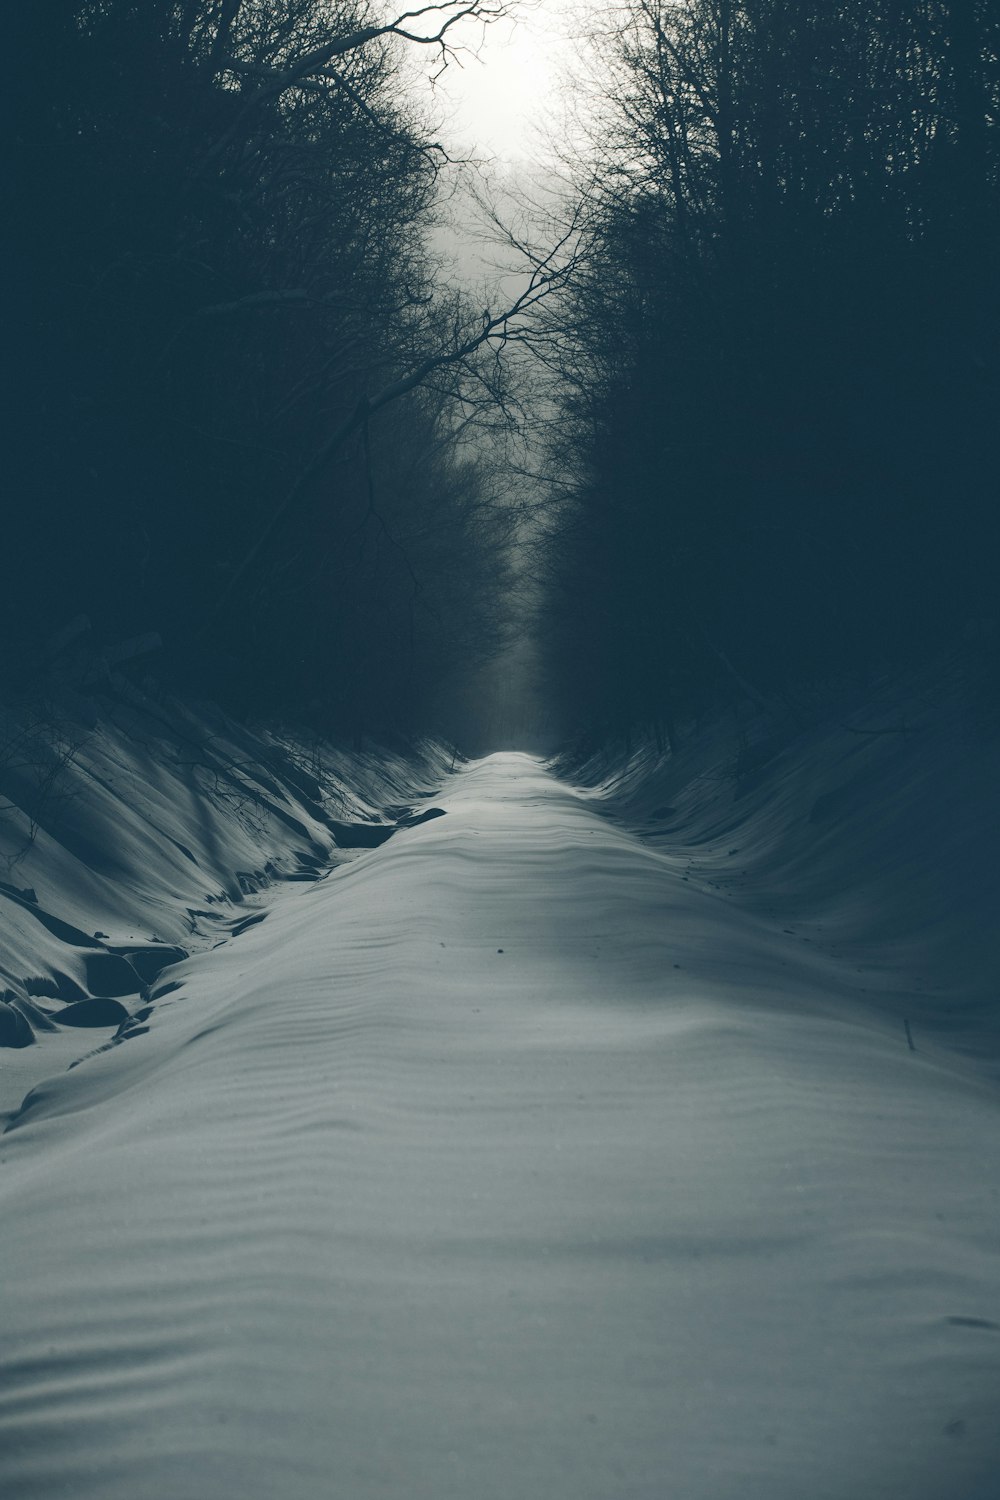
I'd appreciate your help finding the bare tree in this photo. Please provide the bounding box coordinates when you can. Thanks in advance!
[8,0,584,732]
[529,0,1000,739]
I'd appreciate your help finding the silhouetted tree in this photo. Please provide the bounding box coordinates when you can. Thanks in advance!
[534,0,1000,738]
[6,0,546,733]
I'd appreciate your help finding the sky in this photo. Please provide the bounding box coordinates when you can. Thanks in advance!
[430,3,579,163]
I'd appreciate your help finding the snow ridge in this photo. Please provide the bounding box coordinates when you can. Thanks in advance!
[2,725,999,1500]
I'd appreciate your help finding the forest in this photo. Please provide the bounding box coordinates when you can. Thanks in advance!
[4,12,1000,1495]
[6,1,1000,744]
[536,0,1000,742]
[7,1,531,735]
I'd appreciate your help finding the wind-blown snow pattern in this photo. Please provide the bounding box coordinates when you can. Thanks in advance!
[0,690,451,1112]
[2,749,999,1499]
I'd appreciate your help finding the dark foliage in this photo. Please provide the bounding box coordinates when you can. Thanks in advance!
[537,0,1000,739]
[6,2,515,733]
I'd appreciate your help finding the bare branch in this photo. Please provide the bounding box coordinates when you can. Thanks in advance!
[198,1,513,174]
[209,0,244,74]
[210,233,577,618]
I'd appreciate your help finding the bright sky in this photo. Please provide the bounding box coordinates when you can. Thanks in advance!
[431,3,578,162]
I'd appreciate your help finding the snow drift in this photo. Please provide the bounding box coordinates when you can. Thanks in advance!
[1,671,999,1500]
[0,687,451,1113]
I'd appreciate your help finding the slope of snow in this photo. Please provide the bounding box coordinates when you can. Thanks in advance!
[568,662,1000,1070]
[0,687,452,1115]
[2,682,999,1499]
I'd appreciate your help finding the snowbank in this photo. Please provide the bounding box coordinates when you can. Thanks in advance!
[0,686,451,1114]
[1,671,998,1499]
[567,662,1000,1071]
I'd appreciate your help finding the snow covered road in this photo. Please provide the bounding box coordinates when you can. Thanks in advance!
[2,753,999,1499]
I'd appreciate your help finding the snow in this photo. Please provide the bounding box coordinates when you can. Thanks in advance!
[2,679,1000,1498]
[0,688,451,1116]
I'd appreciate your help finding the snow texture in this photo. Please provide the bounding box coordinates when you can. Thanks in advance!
[0,688,449,1113]
[1,680,999,1499]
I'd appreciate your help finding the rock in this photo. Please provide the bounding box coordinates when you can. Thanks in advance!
[118,946,188,985]
[329,821,395,849]
[56,998,129,1028]
[83,952,143,997]
[398,807,447,829]
[0,1001,34,1048]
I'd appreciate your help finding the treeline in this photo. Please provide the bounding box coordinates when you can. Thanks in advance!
[537,0,1000,741]
[6,2,516,734]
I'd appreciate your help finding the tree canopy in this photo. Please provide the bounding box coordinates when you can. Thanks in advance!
[533,0,1000,741]
[7,1,535,732]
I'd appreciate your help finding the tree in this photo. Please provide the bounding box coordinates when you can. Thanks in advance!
[7,0,568,734]
[531,0,1000,739]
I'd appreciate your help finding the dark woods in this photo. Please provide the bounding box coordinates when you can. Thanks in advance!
[7,2,515,734]
[7,3,999,747]
[538,0,1000,742]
